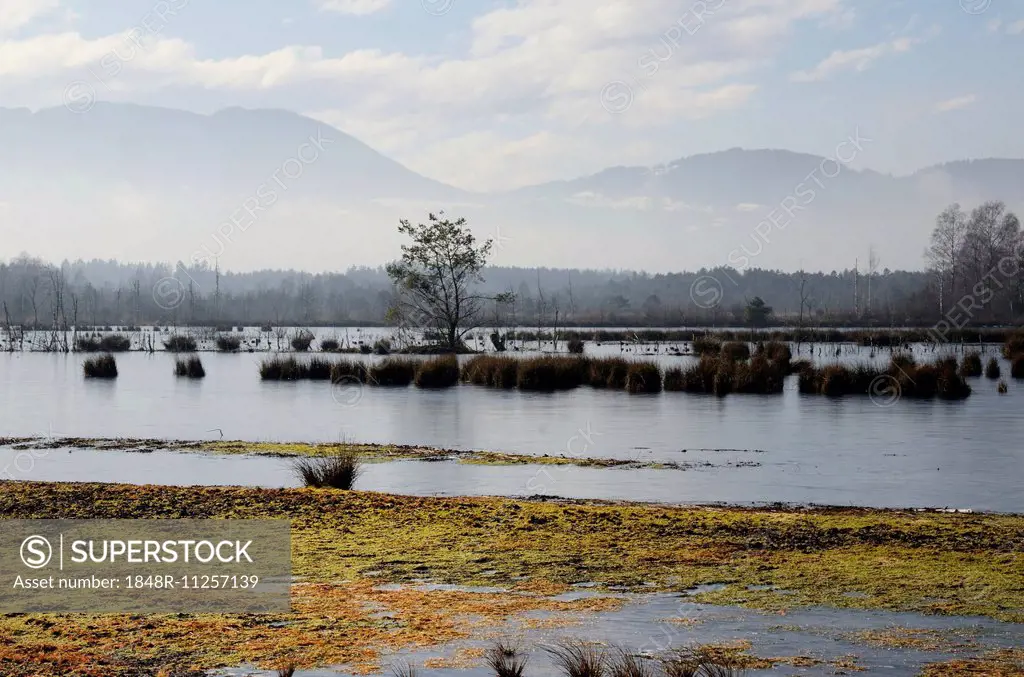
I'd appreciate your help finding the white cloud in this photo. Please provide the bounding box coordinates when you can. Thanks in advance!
[933,94,976,113]
[317,0,391,15]
[790,35,921,82]
[0,0,59,35]
[1007,20,1024,35]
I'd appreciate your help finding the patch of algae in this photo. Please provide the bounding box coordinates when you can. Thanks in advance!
[0,482,1021,676]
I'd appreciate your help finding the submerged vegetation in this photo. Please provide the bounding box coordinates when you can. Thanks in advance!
[173,356,205,378]
[82,353,118,378]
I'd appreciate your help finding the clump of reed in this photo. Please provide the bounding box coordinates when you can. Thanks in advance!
[1012,355,1024,379]
[798,355,972,400]
[608,648,657,677]
[667,353,787,396]
[1002,333,1024,359]
[721,341,751,361]
[998,380,1009,394]
[516,355,587,391]
[320,338,340,352]
[691,336,722,356]
[291,330,315,352]
[960,351,983,377]
[331,359,371,384]
[373,338,392,355]
[306,356,333,380]
[276,665,296,677]
[368,357,417,386]
[545,640,606,677]
[985,357,1001,379]
[567,338,585,354]
[83,354,118,378]
[292,452,361,489]
[461,355,519,388]
[625,360,662,394]
[587,357,629,389]
[414,355,459,388]
[755,340,792,365]
[76,334,131,352]
[486,641,529,677]
[389,662,417,677]
[163,335,197,352]
[174,356,205,378]
[215,334,241,352]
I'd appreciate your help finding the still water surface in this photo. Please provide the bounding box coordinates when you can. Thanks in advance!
[1,346,1020,511]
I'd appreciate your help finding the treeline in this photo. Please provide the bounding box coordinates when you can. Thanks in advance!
[1,197,1022,330]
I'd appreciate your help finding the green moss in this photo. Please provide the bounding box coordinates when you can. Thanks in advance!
[1,482,1020,623]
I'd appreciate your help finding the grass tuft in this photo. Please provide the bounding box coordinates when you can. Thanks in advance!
[292,452,361,490]
[985,357,1001,379]
[163,335,197,352]
[625,361,662,394]
[546,640,607,677]
[368,358,417,386]
[83,354,118,378]
[215,334,241,352]
[960,352,982,377]
[487,640,529,677]
[174,356,205,378]
[414,355,460,388]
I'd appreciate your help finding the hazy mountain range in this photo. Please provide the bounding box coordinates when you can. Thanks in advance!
[2,104,1022,274]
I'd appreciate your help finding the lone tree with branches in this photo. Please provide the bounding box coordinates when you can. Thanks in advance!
[386,212,509,351]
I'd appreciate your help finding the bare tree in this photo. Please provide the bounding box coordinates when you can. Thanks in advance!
[926,203,968,315]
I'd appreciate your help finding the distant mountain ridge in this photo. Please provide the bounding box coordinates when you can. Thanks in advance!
[1,103,1021,273]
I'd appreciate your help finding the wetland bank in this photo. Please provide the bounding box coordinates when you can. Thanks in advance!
[0,481,1022,676]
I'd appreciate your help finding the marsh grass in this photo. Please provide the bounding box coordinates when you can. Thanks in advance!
[998,380,1009,394]
[721,342,751,361]
[625,361,662,394]
[331,359,371,384]
[667,354,786,395]
[260,356,306,381]
[414,355,460,388]
[174,356,205,378]
[292,452,361,489]
[163,335,197,352]
[462,355,519,388]
[567,338,585,354]
[320,338,340,352]
[307,357,333,380]
[586,357,629,389]
[368,357,417,386]
[1003,333,1024,359]
[691,337,722,356]
[986,357,1001,379]
[215,334,241,352]
[960,352,983,377]
[1012,355,1024,379]
[799,356,971,399]
[76,334,131,352]
[516,356,587,391]
[291,331,315,352]
[608,648,656,677]
[545,640,607,677]
[487,641,529,677]
[83,354,117,378]
[276,665,296,677]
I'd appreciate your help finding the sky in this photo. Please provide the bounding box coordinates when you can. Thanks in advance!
[2,0,1023,192]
